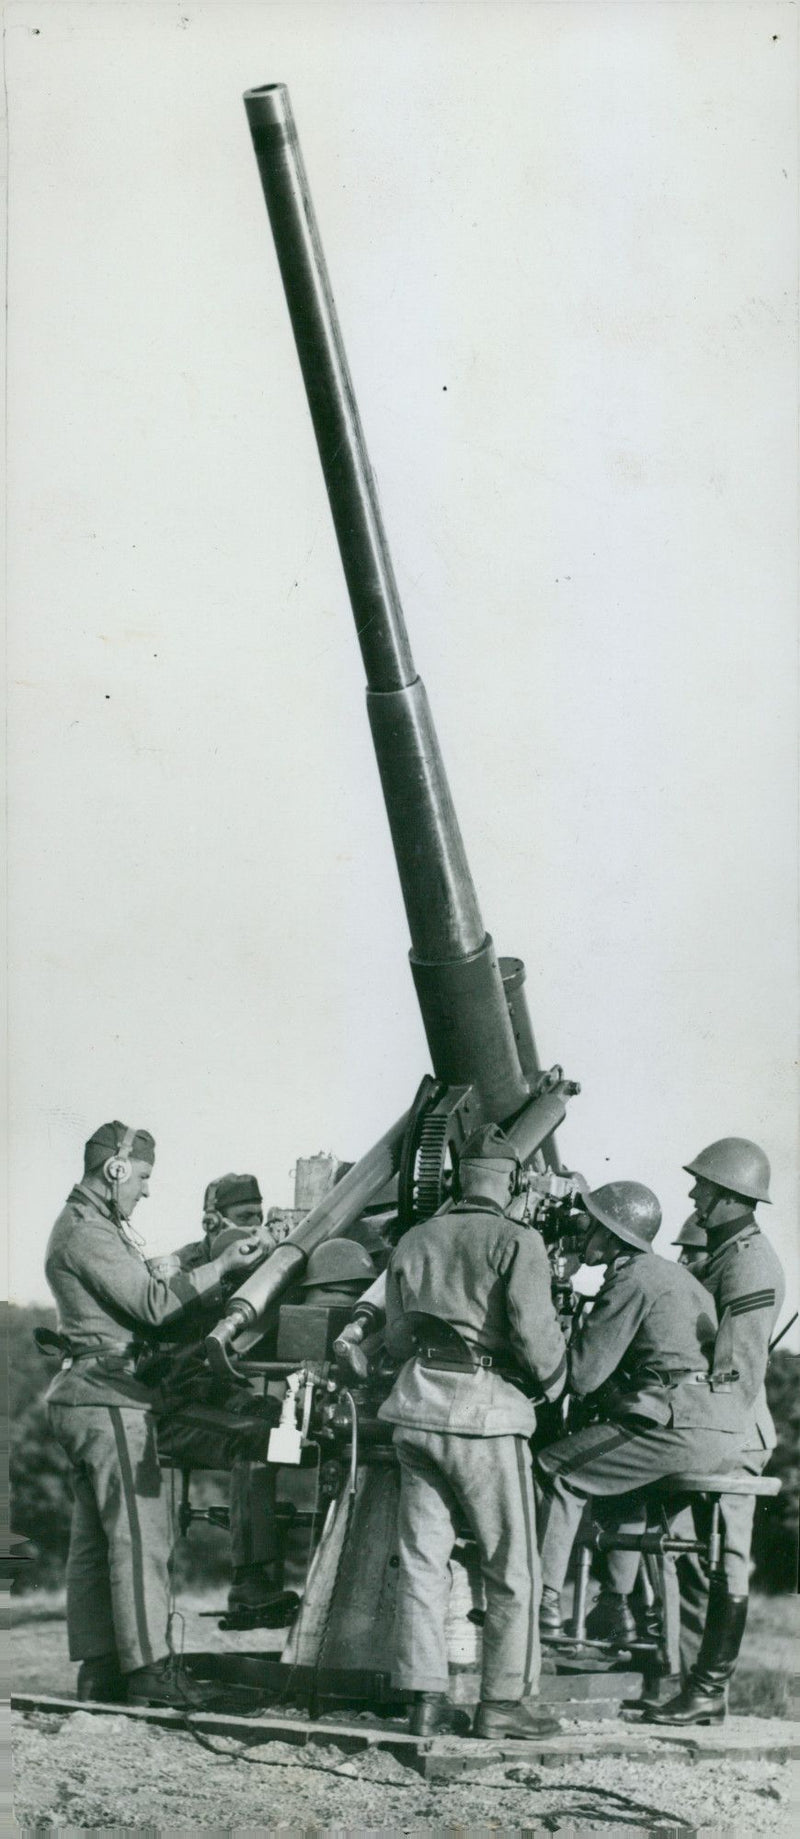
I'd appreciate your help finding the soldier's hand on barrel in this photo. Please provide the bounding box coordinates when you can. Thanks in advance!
[214,1237,267,1276]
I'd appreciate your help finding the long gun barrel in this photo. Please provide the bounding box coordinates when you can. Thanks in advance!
[207,87,578,1372]
[242,84,531,1120]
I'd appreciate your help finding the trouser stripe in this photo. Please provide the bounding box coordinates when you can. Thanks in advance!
[515,1439,536,1691]
[540,1425,634,1476]
[109,1407,153,1667]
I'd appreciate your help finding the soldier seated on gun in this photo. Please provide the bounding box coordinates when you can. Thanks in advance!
[536,1180,747,1651]
[43,1123,265,1710]
[648,1137,786,1728]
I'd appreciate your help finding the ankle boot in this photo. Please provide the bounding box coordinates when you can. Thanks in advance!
[408,1691,471,1737]
[647,1587,748,1726]
[585,1589,637,1648]
[77,1654,126,1703]
[473,1697,562,1740]
[126,1656,238,1712]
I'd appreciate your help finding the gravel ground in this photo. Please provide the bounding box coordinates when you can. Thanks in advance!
[11,1593,800,1832]
[12,1706,799,1833]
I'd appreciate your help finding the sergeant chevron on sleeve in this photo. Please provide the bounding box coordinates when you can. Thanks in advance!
[648,1136,787,1729]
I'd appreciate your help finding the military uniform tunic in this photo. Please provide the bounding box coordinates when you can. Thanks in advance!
[703,1216,785,1458]
[667,1215,786,1666]
[378,1199,566,1699]
[45,1185,226,1675]
[537,1248,747,1599]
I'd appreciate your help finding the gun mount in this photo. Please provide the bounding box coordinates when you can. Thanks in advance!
[152,89,688,1718]
[206,84,579,1376]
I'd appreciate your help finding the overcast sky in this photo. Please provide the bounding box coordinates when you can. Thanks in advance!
[6,1,798,1338]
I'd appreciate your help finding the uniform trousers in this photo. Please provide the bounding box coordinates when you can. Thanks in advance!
[536,1419,744,1597]
[49,1403,171,1675]
[392,1428,540,1700]
[229,1461,281,1570]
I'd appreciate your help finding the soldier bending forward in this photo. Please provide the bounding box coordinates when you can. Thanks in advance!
[536,1181,746,1646]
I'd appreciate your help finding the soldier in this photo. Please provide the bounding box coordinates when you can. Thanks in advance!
[536,1182,746,1650]
[298,1237,377,1307]
[44,1123,264,1707]
[150,1171,278,1282]
[227,1234,377,1613]
[378,1125,568,1741]
[203,1175,284,1616]
[649,1137,785,1727]
[673,1212,709,1281]
[150,1173,285,1618]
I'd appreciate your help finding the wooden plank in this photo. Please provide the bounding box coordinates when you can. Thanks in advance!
[422,1723,800,1780]
[13,1693,800,1777]
[10,1693,420,1760]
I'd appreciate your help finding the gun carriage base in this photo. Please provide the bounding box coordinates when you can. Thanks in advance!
[165,1190,671,1718]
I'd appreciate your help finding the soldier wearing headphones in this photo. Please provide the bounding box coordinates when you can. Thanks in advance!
[44,1121,264,1709]
[148,1171,278,1284]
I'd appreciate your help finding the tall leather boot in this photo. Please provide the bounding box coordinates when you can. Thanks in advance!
[228,1561,282,1610]
[647,1585,748,1726]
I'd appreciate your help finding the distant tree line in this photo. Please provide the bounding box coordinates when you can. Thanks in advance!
[7,1300,799,1593]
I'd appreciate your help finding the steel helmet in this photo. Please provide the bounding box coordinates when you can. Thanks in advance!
[673,1212,708,1250]
[300,1239,377,1288]
[583,1181,662,1253]
[683,1138,771,1206]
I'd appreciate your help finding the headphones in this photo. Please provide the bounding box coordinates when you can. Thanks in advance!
[202,1173,240,1236]
[103,1127,136,1187]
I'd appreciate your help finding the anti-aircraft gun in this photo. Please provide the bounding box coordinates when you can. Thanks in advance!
[199,84,587,1701]
[206,83,582,1378]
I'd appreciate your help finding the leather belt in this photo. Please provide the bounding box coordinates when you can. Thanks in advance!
[418,1342,498,1368]
[626,1367,705,1387]
[420,1353,493,1371]
[419,1348,525,1387]
[62,1343,139,1366]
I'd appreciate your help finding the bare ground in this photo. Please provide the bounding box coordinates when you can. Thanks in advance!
[10,1592,800,1834]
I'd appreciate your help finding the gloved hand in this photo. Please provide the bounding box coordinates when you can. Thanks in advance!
[332,1318,370,1378]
